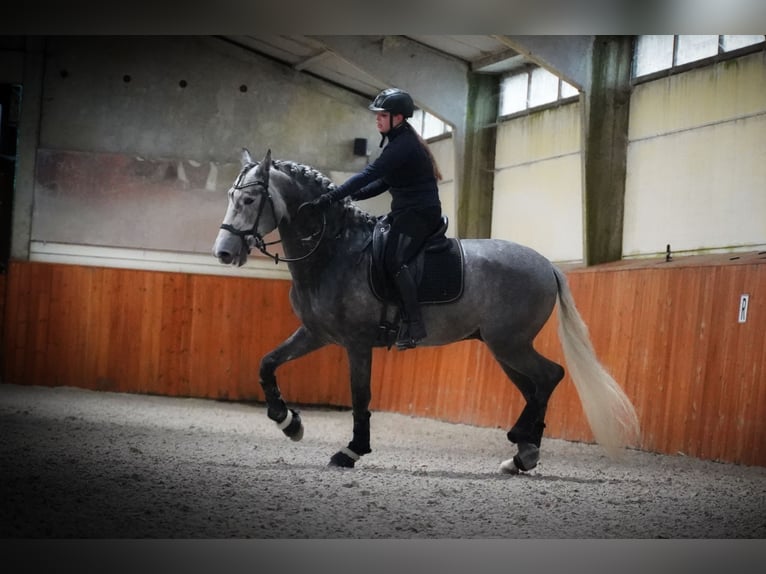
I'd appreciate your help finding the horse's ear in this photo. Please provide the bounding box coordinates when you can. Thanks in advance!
[241,148,253,167]
[254,149,272,184]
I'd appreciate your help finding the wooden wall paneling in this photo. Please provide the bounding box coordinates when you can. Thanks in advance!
[718,265,749,462]
[663,267,709,458]
[86,266,107,390]
[157,273,190,397]
[13,262,31,384]
[221,275,248,400]
[624,268,665,452]
[190,273,222,399]
[0,273,5,368]
[118,269,145,394]
[406,346,437,419]
[105,268,132,392]
[679,267,717,457]
[137,270,165,395]
[30,268,51,384]
[714,264,765,464]
[53,264,85,389]
[30,261,52,385]
[2,259,764,466]
[697,266,739,462]
[740,264,766,465]
[208,274,244,400]
[4,261,29,383]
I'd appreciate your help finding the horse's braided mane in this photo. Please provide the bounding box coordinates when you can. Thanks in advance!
[271,159,377,229]
[272,159,336,194]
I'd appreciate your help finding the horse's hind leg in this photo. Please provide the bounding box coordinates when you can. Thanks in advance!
[259,325,325,441]
[329,346,373,468]
[491,346,565,473]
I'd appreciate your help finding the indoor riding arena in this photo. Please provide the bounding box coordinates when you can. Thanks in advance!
[1,34,764,546]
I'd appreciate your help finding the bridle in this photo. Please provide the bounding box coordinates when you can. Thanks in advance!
[219,163,326,264]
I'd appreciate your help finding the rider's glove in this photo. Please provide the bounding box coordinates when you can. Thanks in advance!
[310,193,334,209]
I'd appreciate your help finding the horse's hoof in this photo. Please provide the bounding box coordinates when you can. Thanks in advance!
[329,452,355,468]
[513,446,539,472]
[499,458,519,474]
[288,423,304,442]
[278,409,304,442]
[499,445,540,474]
[328,447,360,468]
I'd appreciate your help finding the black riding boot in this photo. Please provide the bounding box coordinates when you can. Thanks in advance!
[393,265,426,349]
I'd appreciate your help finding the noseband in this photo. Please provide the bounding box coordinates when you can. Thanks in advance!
[219,163,326,264]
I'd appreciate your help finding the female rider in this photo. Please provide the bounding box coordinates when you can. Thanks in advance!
[309,88,443,349]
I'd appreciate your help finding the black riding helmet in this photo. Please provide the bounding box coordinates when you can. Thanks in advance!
[368,87,415,118]
[369,88,416,147]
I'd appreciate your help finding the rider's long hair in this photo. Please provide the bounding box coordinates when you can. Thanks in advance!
[406,122,443,182]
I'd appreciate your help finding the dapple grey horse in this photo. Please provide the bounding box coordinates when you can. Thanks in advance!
[213,149,640,473]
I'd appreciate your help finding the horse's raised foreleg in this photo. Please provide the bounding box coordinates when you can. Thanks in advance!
[493,350,564,474]
[329,346,373,468]
[259,325,325,441]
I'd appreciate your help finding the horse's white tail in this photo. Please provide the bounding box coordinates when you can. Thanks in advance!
[553,267,640,456]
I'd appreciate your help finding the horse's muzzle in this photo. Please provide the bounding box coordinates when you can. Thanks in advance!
[213,229,248,267]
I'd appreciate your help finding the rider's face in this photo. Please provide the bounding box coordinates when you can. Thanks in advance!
[376,111,403,134]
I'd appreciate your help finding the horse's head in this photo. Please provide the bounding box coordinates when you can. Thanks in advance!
[213,148,288,266]
[214,149,372,267]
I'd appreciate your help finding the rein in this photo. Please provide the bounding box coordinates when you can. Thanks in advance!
[220,164,327,265]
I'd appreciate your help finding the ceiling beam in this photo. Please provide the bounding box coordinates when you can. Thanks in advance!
[470,48,522,73]
[491,35,594,91]
[293,49,332,72]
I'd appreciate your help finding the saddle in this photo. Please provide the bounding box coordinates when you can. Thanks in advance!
[367,215,465,347]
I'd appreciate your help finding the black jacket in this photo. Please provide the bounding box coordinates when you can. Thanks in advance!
[328,122,440,213]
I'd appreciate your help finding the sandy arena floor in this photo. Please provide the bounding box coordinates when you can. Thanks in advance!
[1,383,764,539]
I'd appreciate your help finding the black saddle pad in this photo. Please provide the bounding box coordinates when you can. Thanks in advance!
[368,238,465,304]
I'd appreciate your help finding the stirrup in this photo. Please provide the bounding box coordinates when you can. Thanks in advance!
[396,336,419,350]
[395,321,425,350]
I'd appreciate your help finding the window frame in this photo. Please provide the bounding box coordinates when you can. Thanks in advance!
[632,35,766,85]
[498,64,580,122]
[409,108,453,142]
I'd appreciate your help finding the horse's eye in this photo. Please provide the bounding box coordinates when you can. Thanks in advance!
[243,197,255,205]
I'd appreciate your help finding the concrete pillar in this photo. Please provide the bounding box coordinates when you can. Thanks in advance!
[581,36,633,265]
[458,73,498,238]
[10,37,45,261]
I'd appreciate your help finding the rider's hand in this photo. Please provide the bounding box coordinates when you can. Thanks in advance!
[310,194,333,209]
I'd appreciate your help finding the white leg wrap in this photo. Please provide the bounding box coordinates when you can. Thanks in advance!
[276,410,294,430]
[339,447,361,461]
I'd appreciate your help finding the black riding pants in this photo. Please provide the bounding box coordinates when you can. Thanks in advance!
[383,206,442,276]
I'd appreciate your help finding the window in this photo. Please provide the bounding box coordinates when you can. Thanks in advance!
[634,35,765,79]
[409,108,452,140]
[499,66,579,117]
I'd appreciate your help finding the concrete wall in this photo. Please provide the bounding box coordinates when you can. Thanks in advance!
[14,37,384,276]
[491,103,584,263]
[7,37,765,273]
[624,50,766,258]
[489,48,765,265]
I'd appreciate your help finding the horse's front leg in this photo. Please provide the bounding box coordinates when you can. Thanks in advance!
[260,325,325,441]
[329,346,373,468]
